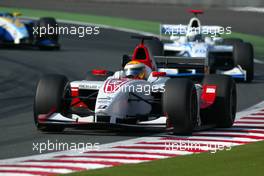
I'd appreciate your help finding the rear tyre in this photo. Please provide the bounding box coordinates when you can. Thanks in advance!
[201,75,237,127]
[35,17,60,50]
[86,70,114,81]
[34,74,69,132]
[163,79,198,134]
[233,42,254,82]
[145,37,164,56]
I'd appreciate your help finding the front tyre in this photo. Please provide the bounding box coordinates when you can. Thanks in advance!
[163,79,198,135]
[34,74,69,132]
[35,17,60,50]
[233,42,254,82]
[201,75,237,127]
[223,38,254,82]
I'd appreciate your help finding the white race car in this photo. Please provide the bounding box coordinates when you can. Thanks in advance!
[160,10,254,82]
[34,37,237,134]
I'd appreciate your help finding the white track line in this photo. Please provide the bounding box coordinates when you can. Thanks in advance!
[254,58,264,64]
[0,174,33,176]
[238,118,264,122]
[24,16,155,38]
[0,167,72,174]
[56,153,166,159]
[10,162,108,170]
[231,7,264,13]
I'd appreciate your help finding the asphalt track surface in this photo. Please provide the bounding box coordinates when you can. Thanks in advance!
[0,3,264,159]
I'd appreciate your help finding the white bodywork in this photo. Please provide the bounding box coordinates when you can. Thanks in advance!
[163,38,233,57]
[51,72,202,125]
[160,17,246,80]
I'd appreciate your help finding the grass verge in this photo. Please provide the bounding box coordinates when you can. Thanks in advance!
[0,7,159,34]
[66,141,264,176]
[0,6,263,59]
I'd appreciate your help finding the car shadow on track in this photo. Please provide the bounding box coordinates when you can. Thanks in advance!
[43,126,168,138]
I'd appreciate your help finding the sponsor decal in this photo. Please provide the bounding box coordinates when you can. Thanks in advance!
[79,84,101,90]
[104,79,129,93]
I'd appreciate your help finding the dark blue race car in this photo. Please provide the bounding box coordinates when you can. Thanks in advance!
[0,12,60,50]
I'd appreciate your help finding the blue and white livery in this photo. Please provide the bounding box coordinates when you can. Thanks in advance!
[0,12,60,49]
[160,10,254,82]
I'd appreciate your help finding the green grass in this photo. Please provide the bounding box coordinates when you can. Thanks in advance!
[0,7,160,34]
[66,141,264,176]
[0,6,263,59]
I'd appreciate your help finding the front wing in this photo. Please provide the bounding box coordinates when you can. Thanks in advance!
[37,112,167,129]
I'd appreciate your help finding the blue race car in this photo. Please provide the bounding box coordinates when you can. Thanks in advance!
[0,12,60,50]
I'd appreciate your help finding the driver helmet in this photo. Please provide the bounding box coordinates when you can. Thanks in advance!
[124,61,146,79]
[187,32,196,41]
[187,28,201,42]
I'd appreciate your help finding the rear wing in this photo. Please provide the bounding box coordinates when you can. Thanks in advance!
[160,24,224,36]
[154,56,211,74]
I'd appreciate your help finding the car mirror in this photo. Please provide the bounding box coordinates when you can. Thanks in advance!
[122,54,131,68]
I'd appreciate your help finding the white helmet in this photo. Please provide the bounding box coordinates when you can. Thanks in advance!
[124,61,146,79]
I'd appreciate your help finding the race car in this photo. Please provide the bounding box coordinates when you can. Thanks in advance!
[0,12,60,49]
[159,10,254,82]
[34,36,237,134]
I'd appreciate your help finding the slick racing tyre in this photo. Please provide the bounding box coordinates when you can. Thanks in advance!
[86,70,114,81]
[223,38,254,82]
[233,42,254,82]
[201,75,237,128]
[34,74,69,132]
[36,17,60,50]
[163,79,198,134]
[145,37,164,56]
